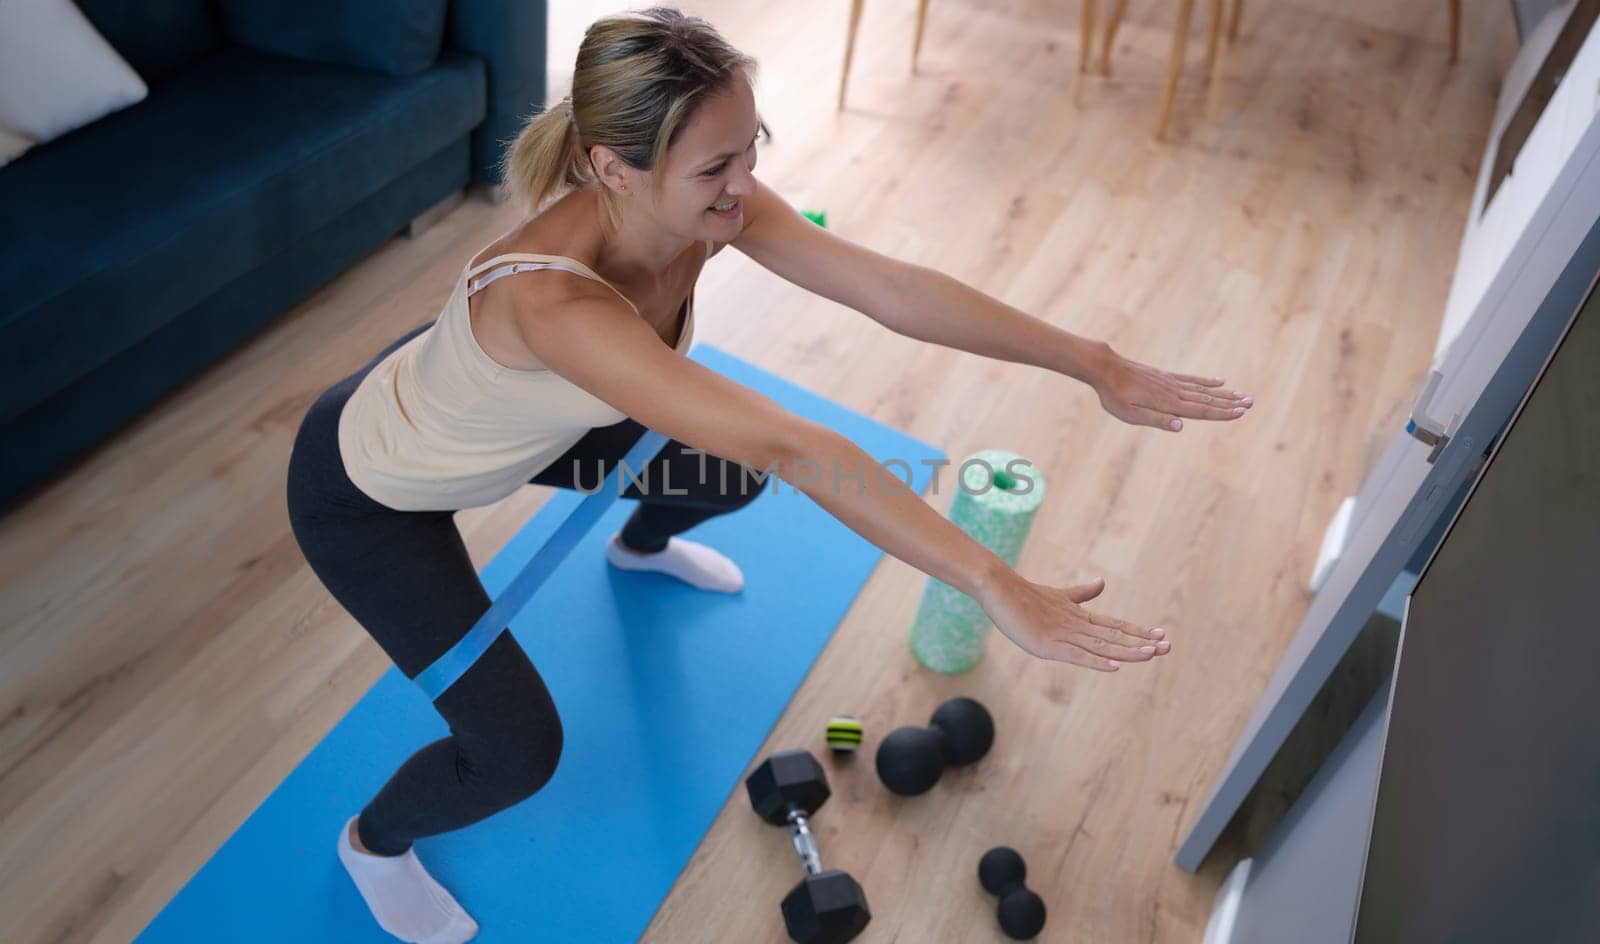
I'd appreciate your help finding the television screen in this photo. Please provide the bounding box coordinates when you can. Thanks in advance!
[1353,273,1600,943]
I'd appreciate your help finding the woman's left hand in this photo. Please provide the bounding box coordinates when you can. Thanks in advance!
[1091,346,1254,432]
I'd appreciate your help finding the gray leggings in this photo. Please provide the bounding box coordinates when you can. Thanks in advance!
[286,321,765,856]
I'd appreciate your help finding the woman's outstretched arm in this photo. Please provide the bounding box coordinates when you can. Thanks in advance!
[510,287,1168,672]
[730,178,1255,432]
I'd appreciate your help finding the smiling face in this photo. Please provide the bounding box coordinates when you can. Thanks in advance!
[643,73,762,241]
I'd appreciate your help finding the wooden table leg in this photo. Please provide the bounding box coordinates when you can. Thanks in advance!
[1204,0,1223,73]
[839,0,865,110]
[1206,0,1232,117]
[1101,0,1129,75]
[913,0,930,72]
[1447,0,1460,63]
[1080,0,1098,74]
[1156,0,1195,139]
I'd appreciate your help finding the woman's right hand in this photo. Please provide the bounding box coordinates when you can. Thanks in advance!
[978,572,1170,671]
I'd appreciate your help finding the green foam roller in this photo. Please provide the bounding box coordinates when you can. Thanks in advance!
[801,209,828,228]
[909,449,1047,674]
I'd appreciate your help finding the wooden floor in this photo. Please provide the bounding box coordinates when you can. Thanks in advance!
[0,1,1516,941]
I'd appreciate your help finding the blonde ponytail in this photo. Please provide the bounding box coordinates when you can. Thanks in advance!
[498,7,758,216]
[500,96,590,215]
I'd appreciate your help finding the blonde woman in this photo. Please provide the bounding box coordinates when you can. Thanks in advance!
[286,7,1252,941]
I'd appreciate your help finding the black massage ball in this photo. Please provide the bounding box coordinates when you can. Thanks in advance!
[930,696,995,765]
[978,846,1047,940]
[874,696,995,796]
[875,726,944,796]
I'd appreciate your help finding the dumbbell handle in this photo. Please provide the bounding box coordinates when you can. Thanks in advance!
[786,806,823,876]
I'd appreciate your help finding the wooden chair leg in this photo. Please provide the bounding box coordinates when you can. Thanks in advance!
[1227,0,1243,42]
[1156,0,1196,140]
[839,0,865,110]
[1080,0,1097,74]
[1204,0,1223,73]
[1206,0,1232,118]
[1447,0,1460,63]
[913,0,930,72]
[1100,0,1128,75]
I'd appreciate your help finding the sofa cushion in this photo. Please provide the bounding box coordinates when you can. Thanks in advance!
[0,45,485,424]
[217,0,449,77]
[0,0,149,142]
[77,0,221,85]
[449,0,549,185]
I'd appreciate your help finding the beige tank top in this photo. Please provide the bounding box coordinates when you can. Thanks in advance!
[337,242,705,512]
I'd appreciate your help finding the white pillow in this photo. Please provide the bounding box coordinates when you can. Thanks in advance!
[0,125,35,167]
[0,0,148,143]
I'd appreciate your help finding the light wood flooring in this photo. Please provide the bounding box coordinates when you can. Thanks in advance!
[0,0,1516,941]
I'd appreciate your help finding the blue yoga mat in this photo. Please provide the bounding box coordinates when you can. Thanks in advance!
[140,344,943,943]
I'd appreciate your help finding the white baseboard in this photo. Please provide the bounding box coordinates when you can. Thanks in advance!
[1309,496,1356,594]
[1202,857,1254,944]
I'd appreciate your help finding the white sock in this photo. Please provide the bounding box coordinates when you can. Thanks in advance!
[605,532,744,593]
[337,816,479,944]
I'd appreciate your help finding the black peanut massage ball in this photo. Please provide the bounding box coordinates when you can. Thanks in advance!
[978,846,1047,940]
[873,696,995,796]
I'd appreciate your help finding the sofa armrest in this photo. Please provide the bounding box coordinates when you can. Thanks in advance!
[448,0,547,186]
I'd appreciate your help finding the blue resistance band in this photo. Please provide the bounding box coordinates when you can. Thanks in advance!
[411,428,670,701]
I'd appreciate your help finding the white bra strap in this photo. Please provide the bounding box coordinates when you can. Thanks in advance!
[466,260,641,316]
[466,251,608,283]
[469,261,571,295]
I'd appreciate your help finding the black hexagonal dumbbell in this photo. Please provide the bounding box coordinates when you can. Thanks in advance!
[744,749,872,944]
[875,696,995,796]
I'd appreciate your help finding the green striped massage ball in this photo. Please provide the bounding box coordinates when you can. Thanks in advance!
[826,715,864,753]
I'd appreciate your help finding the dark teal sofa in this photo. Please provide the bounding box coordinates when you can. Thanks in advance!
[0,0,546,511]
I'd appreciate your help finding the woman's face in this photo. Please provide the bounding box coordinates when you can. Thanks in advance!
[646,76,761,242]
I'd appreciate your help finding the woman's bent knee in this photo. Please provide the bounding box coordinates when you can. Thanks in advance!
[441,635,566,802]
[475,707,564,803]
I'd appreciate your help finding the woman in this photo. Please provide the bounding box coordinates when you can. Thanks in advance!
[286,7,1252,942]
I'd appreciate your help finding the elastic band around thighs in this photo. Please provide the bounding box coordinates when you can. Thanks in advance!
[411,429,670,701]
